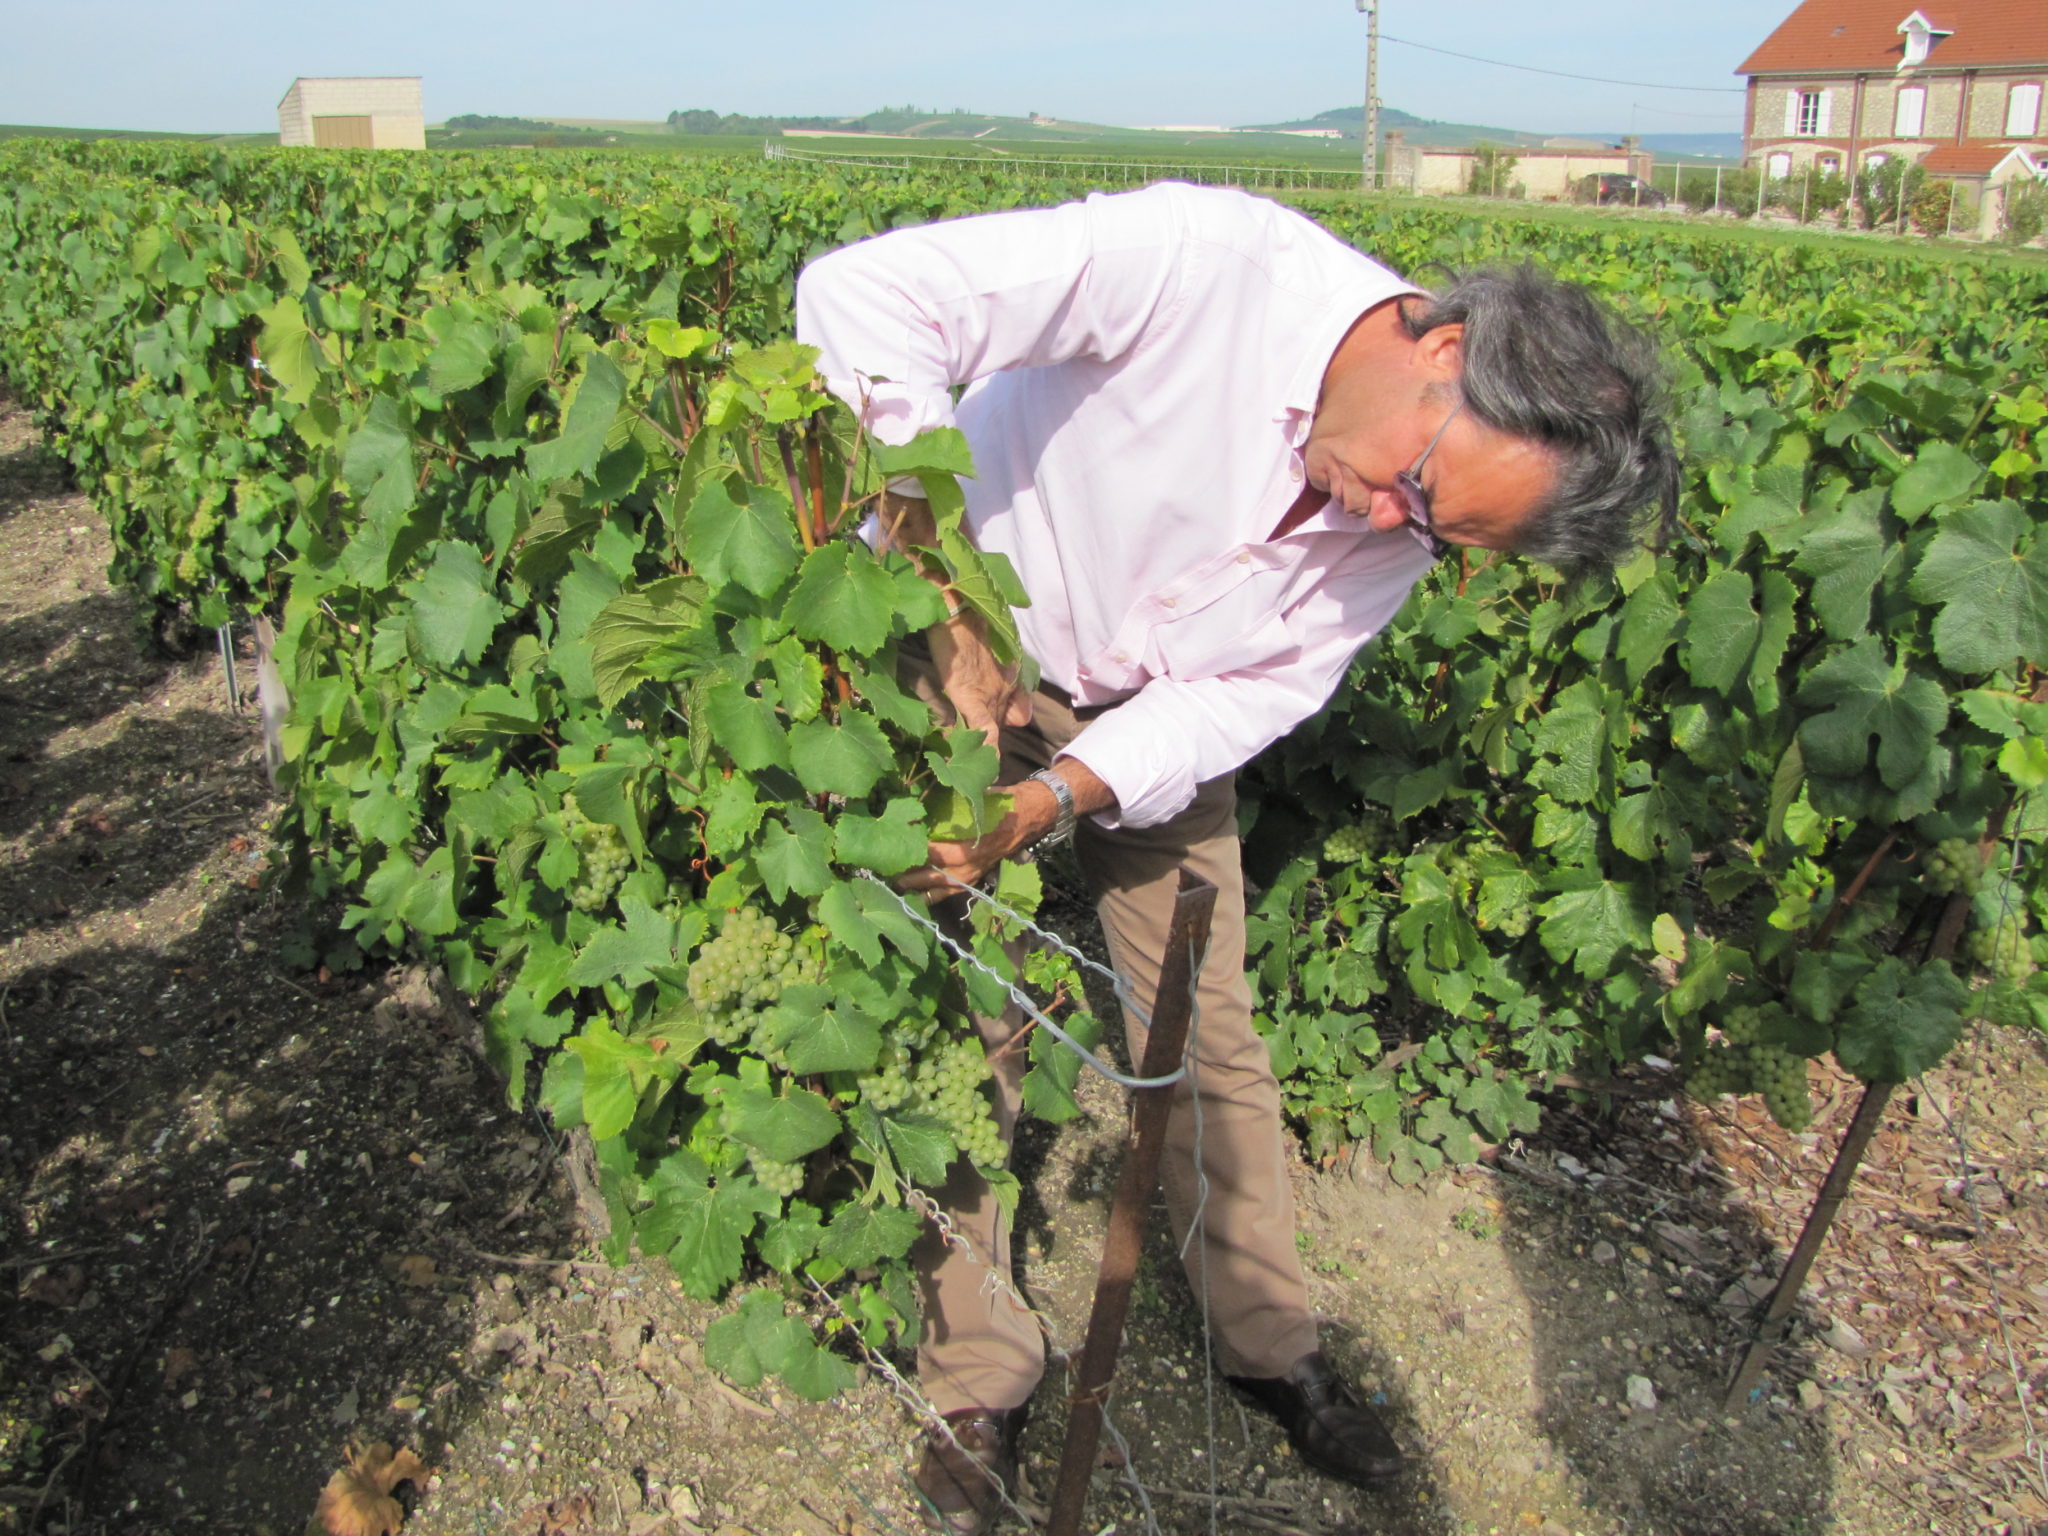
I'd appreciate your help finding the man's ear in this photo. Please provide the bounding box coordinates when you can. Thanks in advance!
[1412,320,1465,382]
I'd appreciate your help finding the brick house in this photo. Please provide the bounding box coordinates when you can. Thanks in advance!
[1736,1,2045,231]
[277,78,426,150]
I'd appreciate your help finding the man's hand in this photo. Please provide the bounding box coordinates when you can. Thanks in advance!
[879,489,1031,740]
[898,760,1116,895]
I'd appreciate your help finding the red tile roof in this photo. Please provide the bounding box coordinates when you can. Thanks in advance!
[1738,0,2048,74]
[1919,141,2038,174]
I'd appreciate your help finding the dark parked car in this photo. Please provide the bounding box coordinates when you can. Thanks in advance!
[1589,173,1669,208]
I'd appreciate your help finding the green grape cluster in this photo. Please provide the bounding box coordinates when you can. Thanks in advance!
[1752,1044,1813,1132]
[856,1036,915,1113]
[1685,1044,1754,1100]
[750,1155,805,1199]
[687,907,822,1043]
[562,797,629,913]
[1923,837,1983,898]
[1968,910,2038,984]
[1322,818,1390,863]
[1687,1005,1813,1130]
[913,1035,1004,1170]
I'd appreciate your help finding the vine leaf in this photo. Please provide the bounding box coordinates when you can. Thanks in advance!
[787,542,901,656]
[1833,957,1969,1081]
[640,1169,756,1299]
[788,711,893,798]
[1536,871,1652,979]
[567,898,678,989]
[315,1442,428,1536]
[684,476,801,599]
[402,542,503,669]
[1890,440,1983,522]
[882,1113,957,1186]
[702,679,790,772]
[586,577,706,709]
[1614,571,1681,690]
[526,351,627,484]
[563,1017,676,1140]
[1680,568,1758,697]
[769,990,885,1075]
[832,797,928,875]
[1795,638,1949,795]
[1792,501,1895,641]
[1906,501,2048,673]
[817,1203,922,1269]
[726,1084,841,1163]
[256,294,325,406]
[755,810,834,901]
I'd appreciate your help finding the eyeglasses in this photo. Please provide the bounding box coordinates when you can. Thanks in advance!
[1394,400,1463,560]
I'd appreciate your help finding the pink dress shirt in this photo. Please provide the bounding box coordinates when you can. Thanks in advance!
[794,182,1434,830]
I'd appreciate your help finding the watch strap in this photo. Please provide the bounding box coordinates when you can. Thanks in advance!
[1027,767,1077,849]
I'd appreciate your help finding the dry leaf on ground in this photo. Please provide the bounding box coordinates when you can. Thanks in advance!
[315,1441,428,1536]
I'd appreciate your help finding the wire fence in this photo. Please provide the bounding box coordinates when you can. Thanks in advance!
[765,139,1369,194]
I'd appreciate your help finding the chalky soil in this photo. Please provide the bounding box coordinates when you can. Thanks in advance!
[2,393,2040,1536]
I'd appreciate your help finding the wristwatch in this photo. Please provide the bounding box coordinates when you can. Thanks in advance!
[1026,768,1077,851]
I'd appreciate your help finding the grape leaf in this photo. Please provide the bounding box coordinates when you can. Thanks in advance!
[1890,440,1983,522]
[402,542,503,669]
[771,994,884,1074]
[788,712,893,798]
[1536,871,1652,979]
[1614,571,1681,690]
[527,352,627,485]
[684,476,801,599]
[779,1337,857,1402]
[642,1174,755,1298]
[1680,568,1759,697]
[786,542,901,656]
[833,798,928,876]
[704,1290,796,1387]
[1796,638,1949,794]
[1906,501,2048,673]
[1792,502,1896,641]
[817,1204,922,1269]
[703,679,790,772]
[756,1201,824,1272]
[755,809,834,902]
[725,1084,841,1163]
[568,898,678,988]
[882,1114,957,1186]
[1833,957,1969,1081]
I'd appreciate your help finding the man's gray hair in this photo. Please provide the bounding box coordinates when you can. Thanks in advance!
[1401,266,1678,570]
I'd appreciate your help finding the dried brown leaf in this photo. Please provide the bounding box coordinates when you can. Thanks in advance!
[395,1255,439,1288]
[162,1347,199,1390]
[315,1442,427,1536]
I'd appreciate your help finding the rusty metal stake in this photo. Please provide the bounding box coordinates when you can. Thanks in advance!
[1045,869,1217,1536]
[1724,1078,1896,1410]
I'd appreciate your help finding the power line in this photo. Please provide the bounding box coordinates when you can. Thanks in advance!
[1383,33,1747,94]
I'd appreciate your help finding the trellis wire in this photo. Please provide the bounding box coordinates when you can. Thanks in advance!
[856,871,1185,1091]
[854,872,1226,1534]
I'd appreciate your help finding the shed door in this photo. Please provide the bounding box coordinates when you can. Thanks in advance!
[312,115,374,148]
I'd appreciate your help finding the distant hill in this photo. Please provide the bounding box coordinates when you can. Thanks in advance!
[1580,131,1744,161]
[1242,106,1551,149]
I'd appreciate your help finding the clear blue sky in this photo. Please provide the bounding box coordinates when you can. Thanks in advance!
[5,0,1794,138]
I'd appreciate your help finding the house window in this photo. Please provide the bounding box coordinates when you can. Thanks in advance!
[1819,154,1842,174]
[1782,88,1831,136]
[1895,86,1927,137]
[1768,152,1794,179]
[2009,83,2043,138]
[1865,151,1891,169]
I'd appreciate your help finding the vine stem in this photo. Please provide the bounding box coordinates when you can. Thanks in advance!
[1807,828,1899,950]
[774,428,815,554]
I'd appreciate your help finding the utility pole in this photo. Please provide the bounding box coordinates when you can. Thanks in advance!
[1358,0,1379,192]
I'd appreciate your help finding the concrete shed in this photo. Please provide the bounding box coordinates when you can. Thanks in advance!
[278,78,425,150]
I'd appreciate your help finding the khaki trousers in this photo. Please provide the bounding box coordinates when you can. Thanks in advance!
[904,665,1319,1414]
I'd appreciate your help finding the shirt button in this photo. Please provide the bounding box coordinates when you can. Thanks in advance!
[1236,551,1252,564]
[1113,652,1128,664]
[1288,463,1303,481]
[1161,597,1176,609]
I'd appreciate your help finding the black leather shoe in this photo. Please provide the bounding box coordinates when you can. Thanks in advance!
[1228,1351,1406,1486]
[912,1406,1024,1533]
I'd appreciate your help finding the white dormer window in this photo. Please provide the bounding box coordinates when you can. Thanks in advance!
[1897,10,1954,69]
